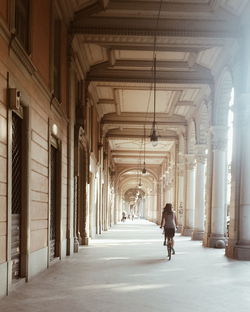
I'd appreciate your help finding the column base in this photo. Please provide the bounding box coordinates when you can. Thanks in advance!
[176,225,183,233]
[79,236,89,246]
[226,242,250,260]
[82,237,89,246]
[192,231,204,241]
[73,237,79,253]
[203,232,210,247]
[208,234,227,248]
[182,228,193,236]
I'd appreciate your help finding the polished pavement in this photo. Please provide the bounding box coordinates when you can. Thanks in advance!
[0,219,250,312]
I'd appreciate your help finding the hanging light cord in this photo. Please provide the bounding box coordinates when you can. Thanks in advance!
[153,0,164,57]
[151,0,163,139]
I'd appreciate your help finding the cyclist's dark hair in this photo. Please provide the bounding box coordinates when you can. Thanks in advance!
[164,203,173,214]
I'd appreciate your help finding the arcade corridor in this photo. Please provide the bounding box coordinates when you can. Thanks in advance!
[2,0,250,303]
[0,220,249,312]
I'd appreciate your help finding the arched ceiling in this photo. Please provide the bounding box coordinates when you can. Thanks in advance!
[66,0,249,174]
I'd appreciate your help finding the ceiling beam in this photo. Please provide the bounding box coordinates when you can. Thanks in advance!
[99,44,206,53]
[111,149,169,155]
[106,0,214,13]
[86,61,213,85]
[102,113,187,126]
[113,155,166,160]
[97,99,116,104]
[106,133,177,140]
[87,72,212,85]
[74,0,233,20]
[111,59,201,69]
[103,119,185,126]
[72,16,240,39]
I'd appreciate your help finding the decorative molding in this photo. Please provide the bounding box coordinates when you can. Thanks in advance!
[10,37,37,75]
[210,125,227,151]
[50,96,69,122]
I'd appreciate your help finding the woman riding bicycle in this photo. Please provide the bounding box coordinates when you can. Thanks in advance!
[160,203,177,253]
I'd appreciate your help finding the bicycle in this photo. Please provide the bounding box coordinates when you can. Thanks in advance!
[161,227,175,260]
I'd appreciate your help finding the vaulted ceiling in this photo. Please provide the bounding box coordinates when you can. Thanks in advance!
[66,0,248,179]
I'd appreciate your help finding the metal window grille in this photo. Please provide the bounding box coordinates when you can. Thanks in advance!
[50,145,57,260]
[11,112,22,279]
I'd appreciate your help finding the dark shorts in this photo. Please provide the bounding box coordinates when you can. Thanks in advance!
[164,227,175,238]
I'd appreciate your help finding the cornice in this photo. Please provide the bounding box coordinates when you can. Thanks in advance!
[10,37,37,75]
[0,16,10,43]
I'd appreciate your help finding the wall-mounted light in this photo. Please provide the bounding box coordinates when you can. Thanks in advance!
[8,88,21,110]
[52,123,58,136]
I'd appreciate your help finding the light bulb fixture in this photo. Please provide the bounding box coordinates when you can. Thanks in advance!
[150,55,158,147]
[150,127,158,147]
[138,173,142,188]
[142,125,147,174]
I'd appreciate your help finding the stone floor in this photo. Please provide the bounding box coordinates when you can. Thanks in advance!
[1,219,250,312]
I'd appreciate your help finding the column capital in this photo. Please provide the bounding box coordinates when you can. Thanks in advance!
[177,162,185,176]
[195,144,207,164]
[210,125,227,151]
[185,154,196,170]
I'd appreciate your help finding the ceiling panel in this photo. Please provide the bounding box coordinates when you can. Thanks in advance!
[116,50,187,61]
[120,89,172,113]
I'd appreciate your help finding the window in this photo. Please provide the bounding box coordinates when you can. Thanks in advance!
[53,18,61,101]
[15,0,30,52]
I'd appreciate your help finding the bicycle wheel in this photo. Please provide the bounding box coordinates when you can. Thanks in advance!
[167,244,172,260]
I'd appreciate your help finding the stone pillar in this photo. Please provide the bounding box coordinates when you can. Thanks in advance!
[192,146,206,240]
[182,156,195,236]
[208,126,227,248]
[227,94,250,259]
[177,163,185,232]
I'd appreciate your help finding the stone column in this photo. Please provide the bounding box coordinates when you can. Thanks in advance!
[227,94,250,259]
[182,155,195,236]
[177,164,185,232]
[157,181,162,224]
[192,146,206,240]
[208,126,227,248]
